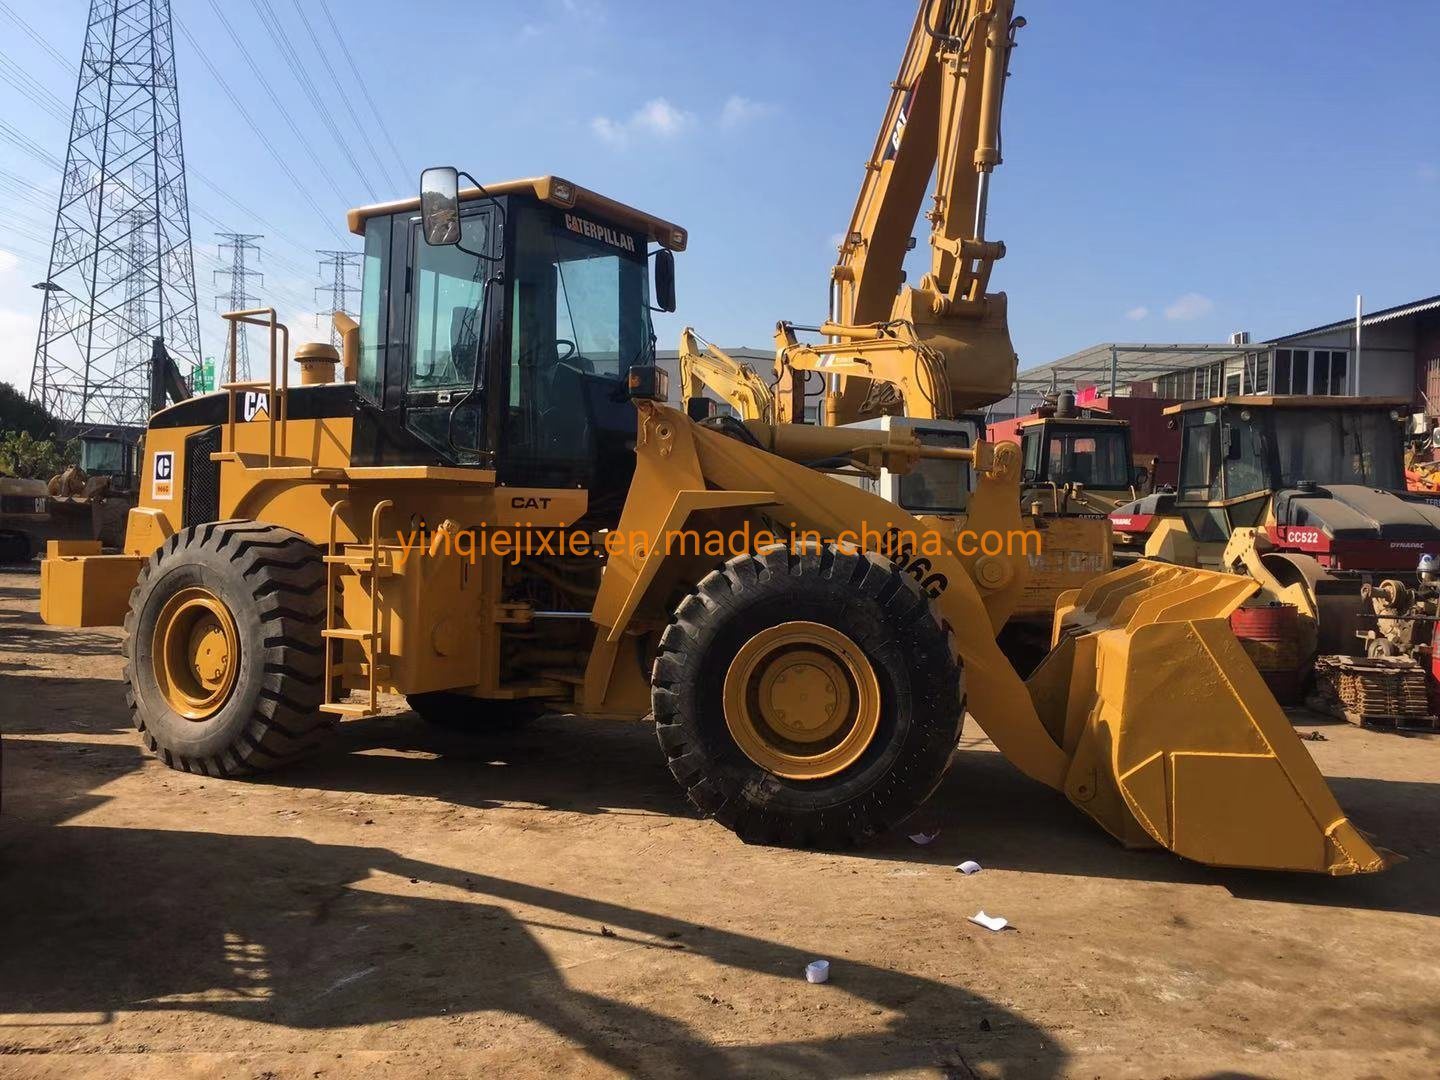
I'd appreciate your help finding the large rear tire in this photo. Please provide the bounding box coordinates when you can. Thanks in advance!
[122,520,329,776]
[652,545,964,848]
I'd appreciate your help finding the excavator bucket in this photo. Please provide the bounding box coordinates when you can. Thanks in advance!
[1027,561,1396,875]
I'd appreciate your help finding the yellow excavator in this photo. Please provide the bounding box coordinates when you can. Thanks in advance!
[677,329,774,423]
[38,0,1390,874]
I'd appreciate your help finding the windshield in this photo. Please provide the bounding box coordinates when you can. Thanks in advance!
[80,439,125,475]
[505,205,653,480]
[1272,408,1404,489]
[1039,425,1131,489]
[899,427,971,513]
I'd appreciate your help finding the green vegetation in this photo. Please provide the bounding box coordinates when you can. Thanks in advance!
[0,384,75,479]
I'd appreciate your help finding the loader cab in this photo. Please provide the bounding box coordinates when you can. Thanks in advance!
[1170,396,1409,542]
[1018,417,1138,507]
[77,435,137,492]
[346,172,685,508]
[837,415,979,513]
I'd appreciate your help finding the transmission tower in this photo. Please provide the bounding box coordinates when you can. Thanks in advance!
[30,0,202,428]
[214,233,263,380]
[315,250,361,348]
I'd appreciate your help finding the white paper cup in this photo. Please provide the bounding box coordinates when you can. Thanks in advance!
[805,960,830,984]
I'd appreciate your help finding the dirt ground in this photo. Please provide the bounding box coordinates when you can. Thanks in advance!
[1,567,1437,1079]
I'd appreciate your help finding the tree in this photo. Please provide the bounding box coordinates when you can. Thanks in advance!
[0,430,76,480]
[0,382,61,440]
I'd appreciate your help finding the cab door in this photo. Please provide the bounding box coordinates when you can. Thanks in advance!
[395,207,500,463]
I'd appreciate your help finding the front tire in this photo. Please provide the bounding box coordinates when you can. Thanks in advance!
[123,521,329,776]
[652,545,964,848]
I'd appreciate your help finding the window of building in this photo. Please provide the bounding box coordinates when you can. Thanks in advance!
[1252,354,1270,394]
[1268,348,1348,396]
[1318,350,1348,395]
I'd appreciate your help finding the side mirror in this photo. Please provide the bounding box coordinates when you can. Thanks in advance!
[420,166,461,247]
[654,248,676,313]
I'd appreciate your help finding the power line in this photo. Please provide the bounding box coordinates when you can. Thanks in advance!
[200,0,355,209]
[317,0,409,190]
[0,39,344,270]
[172,14,348,242]
[248,0,382,201]
[0,1,78,75]
[287,0,401,195]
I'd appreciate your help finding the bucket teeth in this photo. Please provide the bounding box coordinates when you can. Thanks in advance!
[1031,562,1396,875]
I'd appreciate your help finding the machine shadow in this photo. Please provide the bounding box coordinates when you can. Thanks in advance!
[0,668,135,737]
[272,710,695,820]
[269,714,1440,918]
[0,605,124,659]
[860,739,1440,918]
[0,747,1069,1078]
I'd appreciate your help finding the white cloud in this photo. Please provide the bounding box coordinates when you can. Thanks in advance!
[591,98,694,145]
[1164,292,1215,321]
[719,95,776,130]
[1125,305,1149,321]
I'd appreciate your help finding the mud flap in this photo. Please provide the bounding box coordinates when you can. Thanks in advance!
[1028,561,1396,875]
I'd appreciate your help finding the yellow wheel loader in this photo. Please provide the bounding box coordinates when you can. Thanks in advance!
[38,165,1392,873]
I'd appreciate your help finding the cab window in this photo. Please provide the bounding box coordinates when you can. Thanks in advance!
[409,214,492,390]
[1180,410,1222,500]
[1221,409,1268,498]
[504,206,651,482]
[899,428,971,513]
[1021,429,1042,481]
[356,214,389,402]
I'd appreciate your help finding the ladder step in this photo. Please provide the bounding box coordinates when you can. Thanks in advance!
[319,702,375,718]
[322,555,393,576]
[540,668,587,686]
[323,628,376,641]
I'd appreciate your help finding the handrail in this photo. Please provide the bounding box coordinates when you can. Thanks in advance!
[367,500,392,715]
[219,307,291,467]
[323,498,350,716]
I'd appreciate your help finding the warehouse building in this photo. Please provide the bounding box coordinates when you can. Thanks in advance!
[1012,293,1440,415]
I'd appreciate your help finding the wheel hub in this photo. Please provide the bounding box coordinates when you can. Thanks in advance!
[153,586,240,720]
[723,621,881,780]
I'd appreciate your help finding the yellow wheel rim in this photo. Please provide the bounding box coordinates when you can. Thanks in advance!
[152,586,240,720]
[723,621,882,780]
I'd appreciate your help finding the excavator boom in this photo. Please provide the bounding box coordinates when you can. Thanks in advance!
[776,0,1020,424]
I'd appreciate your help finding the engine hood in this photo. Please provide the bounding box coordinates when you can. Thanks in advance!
[1274,484,1440,540]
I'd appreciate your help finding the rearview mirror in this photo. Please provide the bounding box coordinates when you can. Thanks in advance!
[654,249,676,313]
[420,167,461,247]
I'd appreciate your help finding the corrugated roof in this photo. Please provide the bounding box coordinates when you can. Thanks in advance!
[1272,294,1440,342]
[1015,342,1259,392]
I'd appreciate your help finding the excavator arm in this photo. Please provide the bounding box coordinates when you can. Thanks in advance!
[677,328,775,422]
[776,0,1021,425]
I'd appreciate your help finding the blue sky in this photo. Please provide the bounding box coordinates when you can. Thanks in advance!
[1,0,1437,394]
